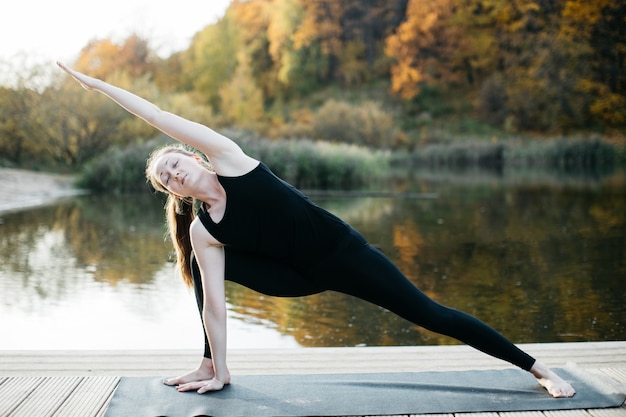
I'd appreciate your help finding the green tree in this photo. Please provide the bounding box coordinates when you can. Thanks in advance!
[293,1,344,73]
[219,52,265,129]
[0,66,126,168]
[33,81,127,166]
[230,0,274,98]
[0,86,37,165]
[263,0,303,94]
[181,8,241,109]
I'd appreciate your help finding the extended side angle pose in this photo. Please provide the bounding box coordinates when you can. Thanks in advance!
[58,62,575,398]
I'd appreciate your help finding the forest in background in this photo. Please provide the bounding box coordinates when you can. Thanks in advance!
[0,0,624,180]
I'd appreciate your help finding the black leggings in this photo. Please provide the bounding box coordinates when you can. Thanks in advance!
[191,242,536,372]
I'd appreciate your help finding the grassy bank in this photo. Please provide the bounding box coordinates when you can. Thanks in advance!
[76,132,622,193]
[393,136,620,173]
[77,133,391,193]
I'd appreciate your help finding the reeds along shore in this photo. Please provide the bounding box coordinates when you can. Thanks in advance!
[77,134,622,194]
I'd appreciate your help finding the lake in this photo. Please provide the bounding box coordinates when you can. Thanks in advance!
[0,168,624,351]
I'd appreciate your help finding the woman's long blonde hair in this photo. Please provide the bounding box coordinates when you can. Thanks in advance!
[145,144,211,287]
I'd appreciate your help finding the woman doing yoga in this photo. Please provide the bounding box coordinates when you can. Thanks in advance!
[57,62,575,398]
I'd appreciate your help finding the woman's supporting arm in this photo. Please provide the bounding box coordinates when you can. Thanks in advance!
[174,219,231,393]
[56,62,256,176]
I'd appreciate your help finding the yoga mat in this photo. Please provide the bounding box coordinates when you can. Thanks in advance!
[104,366,625,417]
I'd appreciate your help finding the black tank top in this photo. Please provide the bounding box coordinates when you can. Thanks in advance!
[196,162,364,268]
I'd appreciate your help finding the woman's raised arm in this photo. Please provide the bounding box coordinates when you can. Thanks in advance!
[57,62,257,176]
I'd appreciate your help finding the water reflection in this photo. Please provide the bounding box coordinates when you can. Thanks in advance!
[0,172,624,350]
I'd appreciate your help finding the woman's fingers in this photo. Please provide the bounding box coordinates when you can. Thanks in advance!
[175,378,226,393]
[197,379,225,394]
[175,381,204,392]
[56,61,96,90]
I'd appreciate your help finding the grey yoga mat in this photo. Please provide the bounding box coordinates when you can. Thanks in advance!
[104,366,625,417]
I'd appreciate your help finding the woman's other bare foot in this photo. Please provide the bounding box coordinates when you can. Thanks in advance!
[530,361,576,398]
[163,357,215,386]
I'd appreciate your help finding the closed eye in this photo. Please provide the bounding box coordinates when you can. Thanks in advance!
[168,161,179,184]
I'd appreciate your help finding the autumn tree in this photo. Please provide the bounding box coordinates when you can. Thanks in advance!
[490,0,574,131]
[292,1,344,83]
[560,0,626,126]
[385,0,460,99]
[230,0,275,97]
[339,0,408,85]
[74,34,155,80]
[0,60,125,168]
[265,0,304,91]
[487,0,626,131]
[32,80,128,166]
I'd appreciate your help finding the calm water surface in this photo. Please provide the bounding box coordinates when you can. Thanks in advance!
[0,170,624,351]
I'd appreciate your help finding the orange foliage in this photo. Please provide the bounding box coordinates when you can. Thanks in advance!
[74,39,121,79]
[231,0,271,44]
[385,0,457,99]
[74,34,154,80]
[292,1,344,55]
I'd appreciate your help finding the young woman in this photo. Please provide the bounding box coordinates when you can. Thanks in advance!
[57,62,575,398]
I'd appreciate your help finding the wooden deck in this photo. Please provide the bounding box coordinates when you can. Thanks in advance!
[1,341,625,417]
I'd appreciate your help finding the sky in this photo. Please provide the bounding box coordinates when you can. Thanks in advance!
[1,0,232,67]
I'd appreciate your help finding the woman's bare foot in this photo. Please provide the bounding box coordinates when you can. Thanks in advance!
[530,361,576,398]
[163,357,215,386]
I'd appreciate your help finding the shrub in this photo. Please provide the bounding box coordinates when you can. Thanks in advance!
[77,137,168,193]
[78,131,390,192]
[311,99,395,148]
[401,137,617,173]
[408,141,505,169]
[230,130,390,188]
[505,137,615,170]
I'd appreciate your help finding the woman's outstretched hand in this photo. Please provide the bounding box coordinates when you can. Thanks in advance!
[56,61,99,91]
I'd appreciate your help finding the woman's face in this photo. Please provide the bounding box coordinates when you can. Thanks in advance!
[153,151,204,198]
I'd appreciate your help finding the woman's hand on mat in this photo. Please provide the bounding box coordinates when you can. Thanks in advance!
[176,377,230,394]
[163,357,215,386]
[163,357,230,393]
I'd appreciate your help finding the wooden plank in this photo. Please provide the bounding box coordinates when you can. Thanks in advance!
[8,376,81,417]
[0,373,621,417]
[54,376,119,417]
[593,368,626,385]
[586,368,626,417]
[543,410,593,416]
[0,376,44,417]
[374,415,409,417]
[587,405,626,417]
[0,343,624,417]
[1,342,624,376]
